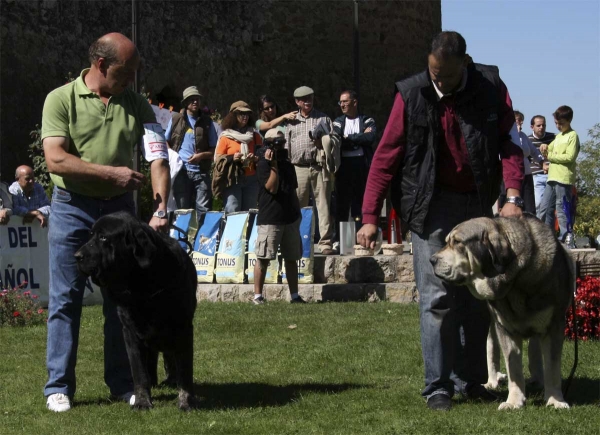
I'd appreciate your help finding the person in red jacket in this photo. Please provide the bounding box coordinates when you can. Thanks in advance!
[358,31,524,411]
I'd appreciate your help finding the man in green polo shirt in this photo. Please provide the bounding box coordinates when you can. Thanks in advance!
[41,32,170,412]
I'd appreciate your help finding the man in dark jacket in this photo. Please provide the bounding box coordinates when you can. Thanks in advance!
[332,90,376,252]
[357,31,524,411]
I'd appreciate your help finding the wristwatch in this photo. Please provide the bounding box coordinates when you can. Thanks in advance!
[505,196,524,209]
[152,210,168,219]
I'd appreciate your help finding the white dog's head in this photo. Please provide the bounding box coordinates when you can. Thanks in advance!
[430,217,515,297]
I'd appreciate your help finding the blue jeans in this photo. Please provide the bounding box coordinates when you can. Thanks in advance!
[538,181,573,241]
[45,187,135,399]
[412,189,491,399]
[172,169,212,215]
[533,173,547,215]
[223,174,259,214]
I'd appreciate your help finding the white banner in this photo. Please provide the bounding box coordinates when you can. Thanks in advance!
[0,220,102,306]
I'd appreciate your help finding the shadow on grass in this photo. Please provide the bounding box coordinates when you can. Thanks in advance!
[194,381,367,409]
[74,382,367,410]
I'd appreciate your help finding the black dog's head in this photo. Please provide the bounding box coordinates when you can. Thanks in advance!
[75,211,158,288]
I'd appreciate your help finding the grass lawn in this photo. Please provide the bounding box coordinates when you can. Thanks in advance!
[0,302,598,434]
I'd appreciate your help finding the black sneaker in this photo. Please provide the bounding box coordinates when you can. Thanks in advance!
[290,296,307,304]
[427,394,452,411]
[253,296,265,305]
[464,384,500,402]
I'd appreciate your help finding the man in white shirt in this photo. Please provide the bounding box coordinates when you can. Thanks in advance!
[332,90,376,252]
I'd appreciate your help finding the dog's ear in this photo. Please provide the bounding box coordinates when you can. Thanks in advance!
[482,224,515,276]
[132,226,157,269]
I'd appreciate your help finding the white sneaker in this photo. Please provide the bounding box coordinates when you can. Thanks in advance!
[113,391,136,406]
[46,393,71,412]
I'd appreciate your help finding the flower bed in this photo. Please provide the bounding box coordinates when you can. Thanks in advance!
[0,283,47,327]
[565,276,600,340]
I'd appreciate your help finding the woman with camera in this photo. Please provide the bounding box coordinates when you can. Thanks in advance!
[255,95,297,137]
[214,101,262,213]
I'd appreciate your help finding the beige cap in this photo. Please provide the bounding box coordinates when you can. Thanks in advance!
[181,86,203,105]
[264,129,282,139]
[293,86,314,98]
[229,100,252,113]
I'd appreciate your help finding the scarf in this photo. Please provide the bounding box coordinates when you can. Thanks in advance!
[220,129,254,156]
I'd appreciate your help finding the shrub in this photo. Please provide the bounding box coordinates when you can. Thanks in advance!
[565,276,600,340]
[0,283,47,327]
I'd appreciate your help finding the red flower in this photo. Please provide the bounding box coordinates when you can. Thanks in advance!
[38,309,44,314]
[13,311,20,317]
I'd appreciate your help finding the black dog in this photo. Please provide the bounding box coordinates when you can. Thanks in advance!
[75,211,198,410]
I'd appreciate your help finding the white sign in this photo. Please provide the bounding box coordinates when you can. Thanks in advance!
[0,220,102,306]
[151,105,172,131]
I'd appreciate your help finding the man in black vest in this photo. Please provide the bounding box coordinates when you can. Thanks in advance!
[357,31,525,411]
[332,90,376,252]
[165,86,219,216]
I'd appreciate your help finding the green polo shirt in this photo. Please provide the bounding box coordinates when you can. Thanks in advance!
[41,69,156,198]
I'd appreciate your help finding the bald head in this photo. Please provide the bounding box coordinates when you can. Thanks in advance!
[89,32,138,67]
[15,165,35,195]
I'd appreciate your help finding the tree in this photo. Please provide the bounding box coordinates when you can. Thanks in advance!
[576,123,600,197]
[575,124,600,238]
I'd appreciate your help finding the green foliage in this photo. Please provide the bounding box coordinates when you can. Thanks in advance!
[574,195,600,238]
[1,302,599,433]
[576,124,600,197]
[0,283,47,327]
[27,126,54,197]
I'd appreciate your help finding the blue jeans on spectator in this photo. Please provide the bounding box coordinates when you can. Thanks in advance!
[223,174,259,214]
[172,169,212,215]
[533,173,547,215]
[44,187,135,399]
[411,189,491,399]
[538,181,573,241]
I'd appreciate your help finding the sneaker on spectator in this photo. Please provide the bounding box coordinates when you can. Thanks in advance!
[110,391,136,406]
[46,393,72,412]
[290,296,307,304]
[253,296,265,305]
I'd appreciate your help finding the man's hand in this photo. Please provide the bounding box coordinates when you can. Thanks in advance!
[357,223,379,250]
[365,127,373,133]
[149,215,169,233]
[187,153,203,164]
[264,149,274,161]
[500,202,522,218]
[35,212,48,228]
[233,152,243,162]
[109,166,146,190]
[543,162,550,174]
[0,209,9,225]
[284,111,297,121]
[539,144,548,157]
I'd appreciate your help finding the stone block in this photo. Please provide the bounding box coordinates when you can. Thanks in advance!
[385,283,417,303]
[334,256,397,283]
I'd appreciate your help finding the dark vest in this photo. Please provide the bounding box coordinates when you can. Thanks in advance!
[392,63,506,233]
[169,112,213,173]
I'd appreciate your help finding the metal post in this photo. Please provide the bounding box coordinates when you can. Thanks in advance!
[353,0,360,101]
[132,0,140,215]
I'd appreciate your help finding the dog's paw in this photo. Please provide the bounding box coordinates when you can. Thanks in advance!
[484,381,499,390]
[498,401,524,410]
[546,397,570,409]
[131,395,153,410]
[177,391,199,411]
[497,373,507,382]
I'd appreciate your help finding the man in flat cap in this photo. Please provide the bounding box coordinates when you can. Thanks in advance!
[165,86,220,216]
[286,86,338,255]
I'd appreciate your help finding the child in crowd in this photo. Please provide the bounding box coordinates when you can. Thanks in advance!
[538,105,580,241]
[253,129,305,304]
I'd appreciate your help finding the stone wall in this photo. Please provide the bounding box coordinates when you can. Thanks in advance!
[0,0,441,181]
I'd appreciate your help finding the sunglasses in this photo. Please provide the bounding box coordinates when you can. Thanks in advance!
[263,105,275,111]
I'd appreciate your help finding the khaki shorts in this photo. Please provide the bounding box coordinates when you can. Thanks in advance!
[255,218,302,261]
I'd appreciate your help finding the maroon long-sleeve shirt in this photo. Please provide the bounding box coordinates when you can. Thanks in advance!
[362,80,524,226]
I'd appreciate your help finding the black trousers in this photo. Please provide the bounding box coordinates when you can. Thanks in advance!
[334,155,368,242]
[498,174,535,215]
